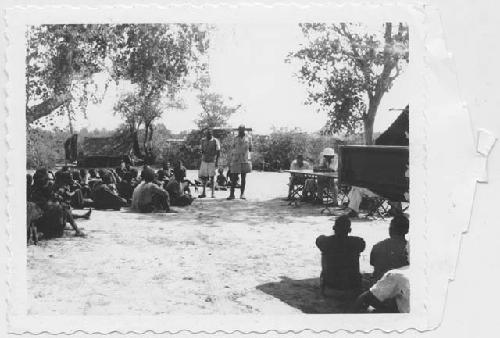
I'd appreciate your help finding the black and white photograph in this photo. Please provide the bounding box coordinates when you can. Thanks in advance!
[5,1,492,335]
[24,21,410,316]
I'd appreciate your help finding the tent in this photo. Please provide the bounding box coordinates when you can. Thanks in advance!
[338,105,410,202]
[75,131,136,168]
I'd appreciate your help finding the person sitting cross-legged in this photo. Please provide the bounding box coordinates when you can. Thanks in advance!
[131,167,170,213]
[316,215,366,298]
[370,215,409,282]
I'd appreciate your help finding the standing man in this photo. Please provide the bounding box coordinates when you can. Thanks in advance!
[228,125,253,200]
[199,128,220,198]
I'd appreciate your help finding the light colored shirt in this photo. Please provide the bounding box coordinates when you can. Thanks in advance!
[231,135,253,164]
[370,266,410,313]
[201,137,221,163]
[319,156,338,171]
[290,159,311,170]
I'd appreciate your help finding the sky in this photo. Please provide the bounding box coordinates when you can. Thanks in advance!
[45,23,410,135]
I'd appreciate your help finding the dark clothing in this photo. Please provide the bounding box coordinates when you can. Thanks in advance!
[116,180,135,200]
[165,179,193,207]
[370,237,408,281]
[316,235,366,290]
[92,183,127,210]
[216,174,227,186]
[35,202,66,238]
[29,183,56,208]
[173,165,187,182]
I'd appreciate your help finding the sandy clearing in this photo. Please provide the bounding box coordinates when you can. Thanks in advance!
[27,171,389,315]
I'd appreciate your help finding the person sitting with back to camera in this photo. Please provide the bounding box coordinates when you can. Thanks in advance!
[353,243,410,313]
[131,167,170,213]
[370,215,409,282]
[316,215,366,298]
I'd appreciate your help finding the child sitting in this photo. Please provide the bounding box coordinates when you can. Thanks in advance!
[215,168,228,191]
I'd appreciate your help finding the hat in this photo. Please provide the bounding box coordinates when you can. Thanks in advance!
[322,147,336,157]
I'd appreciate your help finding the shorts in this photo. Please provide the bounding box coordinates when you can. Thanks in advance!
[199,161,216,178]
[230,162,252,174]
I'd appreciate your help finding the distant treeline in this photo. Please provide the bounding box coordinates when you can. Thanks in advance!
[27,124,373,170]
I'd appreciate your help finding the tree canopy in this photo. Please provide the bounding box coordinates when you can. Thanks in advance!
[287,23,409,144]
[26,24,211,127]
[195,92,241,130]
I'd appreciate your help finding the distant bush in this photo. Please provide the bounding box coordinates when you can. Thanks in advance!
[26,127,70,169]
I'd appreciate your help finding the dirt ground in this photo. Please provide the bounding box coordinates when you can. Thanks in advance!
[27,171,390,315]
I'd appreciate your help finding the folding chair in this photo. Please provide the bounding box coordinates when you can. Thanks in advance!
[364,196,391,219]
[320,181,339,214]
[288,177,305,206]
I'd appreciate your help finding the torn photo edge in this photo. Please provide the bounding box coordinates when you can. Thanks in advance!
[2,0,481,334]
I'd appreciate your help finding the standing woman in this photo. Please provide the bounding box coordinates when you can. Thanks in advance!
[227,125,253,200]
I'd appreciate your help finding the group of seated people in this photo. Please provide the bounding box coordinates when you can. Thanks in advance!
[26,160,196,242]
[316,214,410,313]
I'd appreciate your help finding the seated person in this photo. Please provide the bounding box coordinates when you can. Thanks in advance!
[215,168,228,191]
[370,215,409,282]
[342,187,403,218]
[290,154,311,170]
[54,170,86,209]
[316,215,366,296]
[91,172,127,210]
[288,154,311,199]
[116,171,136,202]
[160,161,173,179]
[78,168,92,198]
[131,167,170,212]
[309,148,338,204]
[165,160,194,206]
[29,168,86,238]
[353,244,410,313]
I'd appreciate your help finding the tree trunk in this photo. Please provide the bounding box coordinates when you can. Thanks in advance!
[143,122,149,153]
[363,100,379,145]
[363,118,374,145]
[26,92,73,124]
[131,130,143,159]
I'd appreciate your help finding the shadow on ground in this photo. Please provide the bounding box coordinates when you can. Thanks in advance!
[256,276,353,314]
[256,273,374,314]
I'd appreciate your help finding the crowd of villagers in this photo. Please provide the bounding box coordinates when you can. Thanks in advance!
[26,160,197,242]
[26,125,252,243]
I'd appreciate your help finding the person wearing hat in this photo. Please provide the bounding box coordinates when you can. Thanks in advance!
[227,124,253,200]
[131,166,170,213]
[315,147,339,205]
[316,215,366,296]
